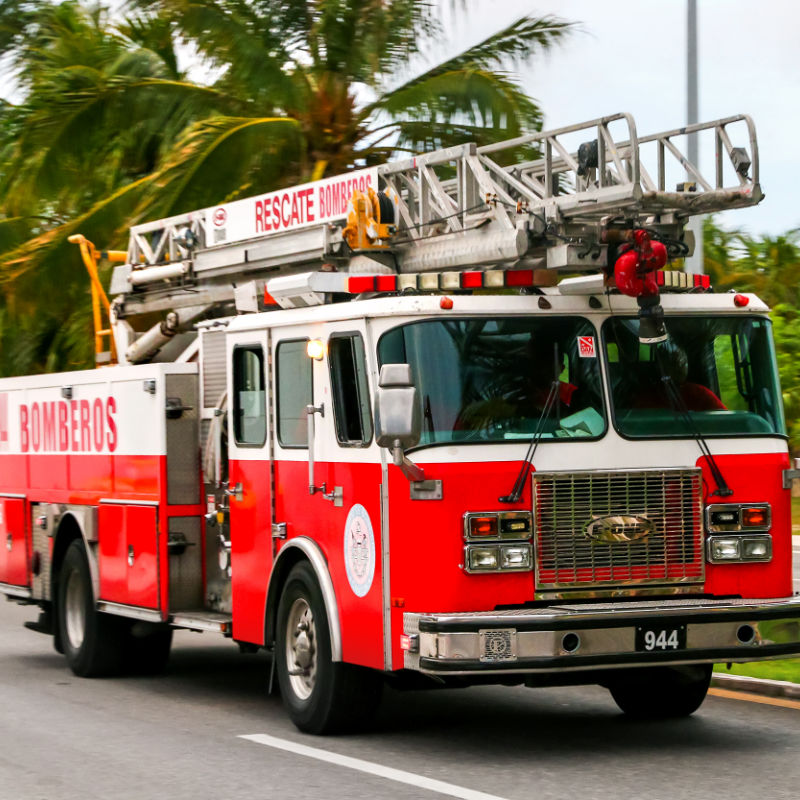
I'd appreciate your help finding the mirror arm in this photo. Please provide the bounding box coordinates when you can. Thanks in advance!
[392,442,425,483]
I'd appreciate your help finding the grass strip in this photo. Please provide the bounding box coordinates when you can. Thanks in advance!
[715,658,800,684]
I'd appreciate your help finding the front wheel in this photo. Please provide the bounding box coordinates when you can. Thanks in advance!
[57,540,126,677]
[607,665,712,719]
[275,562,382,734]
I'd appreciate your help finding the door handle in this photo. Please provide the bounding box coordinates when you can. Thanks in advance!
[225,482,244,502]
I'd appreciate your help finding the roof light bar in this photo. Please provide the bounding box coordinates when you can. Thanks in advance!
[258,266,715,311]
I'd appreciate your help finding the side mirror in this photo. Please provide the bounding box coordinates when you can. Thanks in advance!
[374,364,421,450]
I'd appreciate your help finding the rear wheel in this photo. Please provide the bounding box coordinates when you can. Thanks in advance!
[608,665,712,719]
[57,540,126,677]
[275,562,382,734]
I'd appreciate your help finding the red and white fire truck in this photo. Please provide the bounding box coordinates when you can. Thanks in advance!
[1,113,799,733]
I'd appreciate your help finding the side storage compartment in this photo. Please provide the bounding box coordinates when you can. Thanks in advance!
[0,496,28,586]
[98,502,160,610]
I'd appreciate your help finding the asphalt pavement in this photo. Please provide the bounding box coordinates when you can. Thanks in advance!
[1,598,799,800]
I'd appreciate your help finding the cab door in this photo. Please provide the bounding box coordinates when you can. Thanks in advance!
[270,321,385,670]
[227,333,272,644]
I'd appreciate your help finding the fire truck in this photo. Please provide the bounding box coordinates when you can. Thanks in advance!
[1,112,799,734]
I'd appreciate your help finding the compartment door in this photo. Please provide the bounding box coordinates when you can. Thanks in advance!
[227,334,272,644]
[99,502,160,609]
[0,497,28,586]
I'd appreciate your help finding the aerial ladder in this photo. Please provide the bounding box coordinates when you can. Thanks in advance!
[75,112,762,366]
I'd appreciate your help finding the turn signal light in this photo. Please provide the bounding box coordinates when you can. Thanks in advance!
[469,516,498,538]
[464,511,532,541]
[742,507,768,528]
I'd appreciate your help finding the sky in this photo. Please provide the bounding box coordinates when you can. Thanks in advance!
[435,0,799,238]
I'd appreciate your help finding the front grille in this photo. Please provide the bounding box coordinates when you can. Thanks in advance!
[533,469,704,590]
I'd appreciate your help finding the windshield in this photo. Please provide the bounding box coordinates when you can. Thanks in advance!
[378,317,605,445]
[604,316,786,438]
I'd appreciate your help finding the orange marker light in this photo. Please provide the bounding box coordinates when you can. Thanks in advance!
[742,507,768,528]
[469,516,498,537]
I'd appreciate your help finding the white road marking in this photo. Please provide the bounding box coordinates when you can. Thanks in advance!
[239,733,509,800]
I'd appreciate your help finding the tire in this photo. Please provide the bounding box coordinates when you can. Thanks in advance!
[125,625,173,675]
[608,665,712,719]
[275,562,383,734]
[57,540,126,677]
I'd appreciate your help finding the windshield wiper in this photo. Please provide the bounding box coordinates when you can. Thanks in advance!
[659,374,733,498]
[499,379,560,504]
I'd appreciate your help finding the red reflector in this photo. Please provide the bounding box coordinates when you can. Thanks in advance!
[742,507,768,527]
[701,275,711,289]
[375,275,397,292]
[400,634,412,651]
[656,271,665,286]
[348,276,376,293]
[734,293,750,307]
[692,274,702,287]
[461,271,483,289]
[440,296,454,310]
[263,290,279,306]
[505,269,534,287]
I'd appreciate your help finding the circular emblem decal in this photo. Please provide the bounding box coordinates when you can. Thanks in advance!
[344,504,375,598]
[212,207,227,226]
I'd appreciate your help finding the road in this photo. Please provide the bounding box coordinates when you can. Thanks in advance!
[1,596,799,800]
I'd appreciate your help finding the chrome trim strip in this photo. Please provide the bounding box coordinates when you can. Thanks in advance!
[171,612,232,633]
[99,499,160,507]
[0,582,32,598]
[0,493,26,499]
[96,601,163,623]
[267,537,342,662]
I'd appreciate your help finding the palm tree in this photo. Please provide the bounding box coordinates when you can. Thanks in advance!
[0,0,572,374]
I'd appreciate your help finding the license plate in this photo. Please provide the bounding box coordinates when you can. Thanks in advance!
[635,624,687,652]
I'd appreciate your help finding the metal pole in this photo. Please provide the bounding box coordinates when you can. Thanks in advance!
[686,0,704,272]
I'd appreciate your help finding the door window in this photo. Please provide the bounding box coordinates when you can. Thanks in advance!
[232,346,266,446]
[277,340,312,447]
[329,334,372,446]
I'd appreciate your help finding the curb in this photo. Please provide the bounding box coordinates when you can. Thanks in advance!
[711,672,800,700]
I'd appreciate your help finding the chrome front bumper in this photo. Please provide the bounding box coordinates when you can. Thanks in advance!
[403,596,800,675]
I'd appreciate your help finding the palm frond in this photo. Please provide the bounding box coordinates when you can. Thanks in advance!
[141,115,303,218]
[365,68,542,154]
[383,15,573,97]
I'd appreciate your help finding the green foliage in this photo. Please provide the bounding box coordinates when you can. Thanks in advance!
[0,0,573,375]
[704,218,800,452]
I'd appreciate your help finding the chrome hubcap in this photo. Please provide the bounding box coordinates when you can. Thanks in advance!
[64,567,86,650]
[285,597,317,700]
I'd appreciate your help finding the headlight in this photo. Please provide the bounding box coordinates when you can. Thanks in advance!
[500,544,532,569]
[467,546,499,571]
[741,535,772,561]
[707,534,772,564]
[465,543,533,573]
[709,537,741,561]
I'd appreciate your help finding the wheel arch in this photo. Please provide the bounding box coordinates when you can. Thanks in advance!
[51,506,99,604]
[264,537,342,662]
